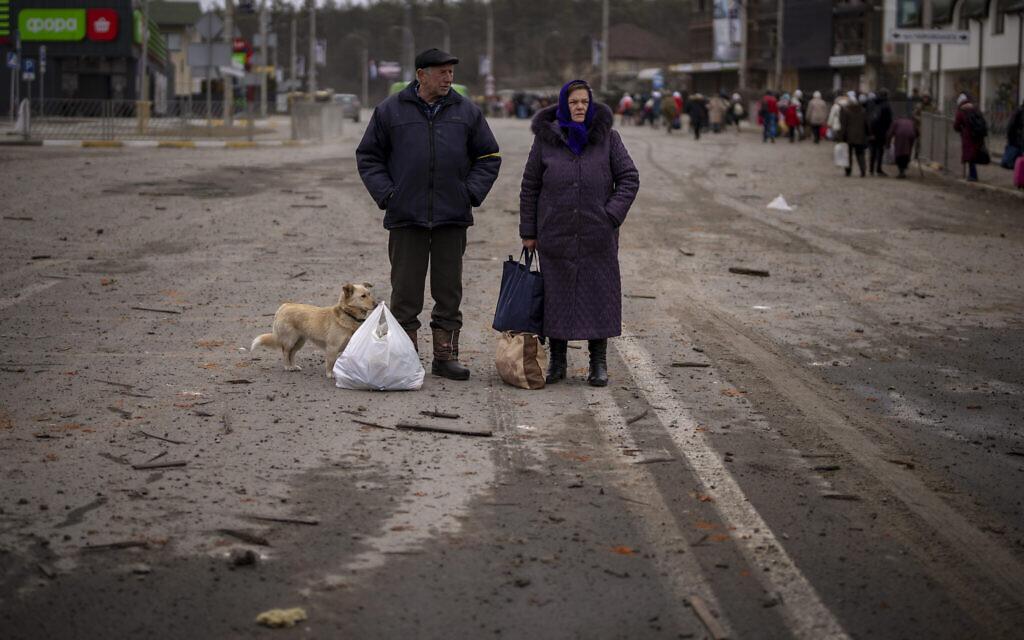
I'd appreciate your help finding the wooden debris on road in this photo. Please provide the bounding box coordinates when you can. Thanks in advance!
[625,408,649,425]
[688,595,729,640]
[107,406,134,419]
[396,422,492,437]
[219,529,270,546]
[131,459,187,470]
[635,457,674,465]
[728,267,770,277]
[888,459,916,469]
[420,410,460,420]
[822,493,861,501]
[352,419,395,431]
[131,306,181,315]
[83,540,149,551]
[246,514,320,526]
[624,294,657,299]
[137,430,187,445]
[671,361,711,368]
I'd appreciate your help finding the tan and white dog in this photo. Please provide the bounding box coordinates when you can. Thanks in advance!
[251,282,375,377]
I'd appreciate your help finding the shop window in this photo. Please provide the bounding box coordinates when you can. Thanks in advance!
[166,32,182,51]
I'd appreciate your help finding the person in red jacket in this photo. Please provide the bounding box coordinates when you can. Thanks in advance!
[759,90,778,143]
[783,96,801,143]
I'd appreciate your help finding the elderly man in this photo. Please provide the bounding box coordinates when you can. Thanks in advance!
[356,48,501,380]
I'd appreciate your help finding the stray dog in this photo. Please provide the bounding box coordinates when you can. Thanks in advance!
[251,283,375,377]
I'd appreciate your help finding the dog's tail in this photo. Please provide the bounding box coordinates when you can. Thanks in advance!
[251,333,276,352]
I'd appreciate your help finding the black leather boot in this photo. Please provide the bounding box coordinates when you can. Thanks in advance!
[587,339,608,387]
[546,338,568,384]
[431,328,470,380]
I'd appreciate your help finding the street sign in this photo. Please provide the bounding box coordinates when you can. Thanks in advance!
[829,54,866,67]
[194,13,223,41]
[891,29,970,45]
[652,72,664,89]
[6,52,17,69]
[22,58,35,81]
[187,41,232,67]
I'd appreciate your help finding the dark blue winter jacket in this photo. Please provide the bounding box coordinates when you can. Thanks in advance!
[356,82,501,229]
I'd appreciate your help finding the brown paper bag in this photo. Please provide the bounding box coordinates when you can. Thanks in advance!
[495,332,547,390]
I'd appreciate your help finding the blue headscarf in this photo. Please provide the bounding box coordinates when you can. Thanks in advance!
[556,79,594,155]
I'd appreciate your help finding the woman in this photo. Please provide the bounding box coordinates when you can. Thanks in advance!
[953,93,986,182]
[708,93,728,133]
[839,91,869,177]
[519,79,640,387]
[885,116,918,179]
[805,91,829,143]
[686,92,708,140]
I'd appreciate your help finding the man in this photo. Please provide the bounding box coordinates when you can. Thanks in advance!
[759,90,778,143]
[839,91,869,177]
[867,88,893,176]
[356,48,501,380]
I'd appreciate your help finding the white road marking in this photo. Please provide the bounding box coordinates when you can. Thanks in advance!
[586,386,734,638]
[0,280,61,311]
[613,334,851,640]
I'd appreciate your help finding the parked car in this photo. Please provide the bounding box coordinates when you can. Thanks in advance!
[332,93,361,122]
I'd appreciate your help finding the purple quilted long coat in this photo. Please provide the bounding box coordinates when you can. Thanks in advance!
[519,103,640,340]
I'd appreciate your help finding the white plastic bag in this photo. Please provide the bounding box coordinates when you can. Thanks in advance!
[833,142,850,168]
[333,303,424,391]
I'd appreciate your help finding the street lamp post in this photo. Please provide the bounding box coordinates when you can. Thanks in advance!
[390,25,415,81]
[346,32,369,107]
[422,16,450,53]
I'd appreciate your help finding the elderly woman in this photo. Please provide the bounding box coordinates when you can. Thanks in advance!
[519,79,640,387]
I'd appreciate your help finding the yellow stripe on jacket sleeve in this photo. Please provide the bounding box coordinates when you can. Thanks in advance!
[475,152,500,160]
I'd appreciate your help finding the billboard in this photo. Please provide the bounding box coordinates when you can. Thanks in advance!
[713,0,741,62]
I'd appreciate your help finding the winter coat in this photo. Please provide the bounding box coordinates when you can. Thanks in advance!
[839,102,869,146]
[518,103,640,340]
[660,97,680,121]
[827,101,844,133]
[869,98,893,141]
[356,82,501,230]
[953,103,984,163]
[1004,106,1023,149]
[885,117,918,158]
[760,95,779,116]
[686,98,707,126]
[784,104,800,128]
[708,97,728,125]
[806,97,829,126]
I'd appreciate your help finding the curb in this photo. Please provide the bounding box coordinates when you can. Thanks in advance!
[917,160,1024,199]
[23,139,311,149]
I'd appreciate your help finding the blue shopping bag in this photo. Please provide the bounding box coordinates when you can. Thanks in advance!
[492,249,544,336]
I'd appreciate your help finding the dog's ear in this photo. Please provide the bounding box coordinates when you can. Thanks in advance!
[361,282,373,289]
[342,283,354,300]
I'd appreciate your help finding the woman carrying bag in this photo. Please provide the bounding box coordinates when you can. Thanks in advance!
[518,79,640,387]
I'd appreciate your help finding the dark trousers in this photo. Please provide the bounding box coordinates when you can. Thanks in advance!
[896,155,910,174]
[869,142,886,173]
[388,225,466,333]
[846,144,867,176]
[811,125,822,143]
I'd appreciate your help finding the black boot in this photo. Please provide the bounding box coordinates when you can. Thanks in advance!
[431,328,470,380]
[587,339,608,387]
[546,339,567,384]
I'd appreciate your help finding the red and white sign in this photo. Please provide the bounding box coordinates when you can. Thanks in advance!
[86,9,118,41]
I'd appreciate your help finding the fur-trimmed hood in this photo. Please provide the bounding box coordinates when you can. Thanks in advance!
[531,102,615,148]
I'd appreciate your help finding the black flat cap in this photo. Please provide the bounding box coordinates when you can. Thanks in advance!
[415,48,459,70]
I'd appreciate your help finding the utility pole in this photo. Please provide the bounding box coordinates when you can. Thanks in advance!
[921,0,932,95]
[137,0,150,133]
[403,2,412,82]
[259,0,267,117]
[600,0,608,93]
[739,0,748,90]
[290,9,296,95]
[308,0,317,95]
[774,0,783,90]
[486,1,494,96]
[224,0,234,126]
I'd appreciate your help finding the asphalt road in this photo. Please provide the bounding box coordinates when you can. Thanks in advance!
[1,115,1022,640]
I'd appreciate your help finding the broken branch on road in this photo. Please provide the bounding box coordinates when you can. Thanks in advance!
[395,422,492,437]
[729,267,771,277]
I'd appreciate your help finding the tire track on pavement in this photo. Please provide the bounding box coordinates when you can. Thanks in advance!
[610,333,851,640]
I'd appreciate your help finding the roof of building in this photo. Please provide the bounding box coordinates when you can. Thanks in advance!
[604,24,676,62]
[149,1,203,27]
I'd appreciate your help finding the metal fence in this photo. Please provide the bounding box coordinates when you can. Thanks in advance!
[919,111,961,172]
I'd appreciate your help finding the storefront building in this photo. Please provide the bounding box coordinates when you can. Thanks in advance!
[1,0,168,114]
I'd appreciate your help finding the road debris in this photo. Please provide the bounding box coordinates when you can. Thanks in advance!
[352,419,395,431]
[230,549,259,567]
[246,514,320,526]
[219,529,270,546]
[83,540,149,551]
[132,459,187,470]
[687,595,728,640]
[624,294,657,299]
[395,422,492,437]
[671,362,710,368]
[137,430,187,445]
[679,248,695,256]
[420,410,460,419]
[766,193,793,211]
[107,406,134,419]
[729,267,770,277]
[130,306,181,315]
[822,493,861,501]
[255,608,307,628]
[888,459,916,470]
[625,408,649,425]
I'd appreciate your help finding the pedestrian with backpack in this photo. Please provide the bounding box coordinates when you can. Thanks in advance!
[953,93,988,182]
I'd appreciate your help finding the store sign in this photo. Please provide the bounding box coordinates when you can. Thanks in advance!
[87,9,118,41]
[18,9,87,41]
[829,54,866,68]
